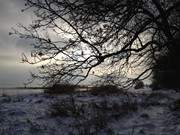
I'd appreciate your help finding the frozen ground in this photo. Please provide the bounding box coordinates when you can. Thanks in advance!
[0,88,180,135]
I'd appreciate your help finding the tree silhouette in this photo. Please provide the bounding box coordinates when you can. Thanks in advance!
[152,33,180,89]
[14,0,180,88]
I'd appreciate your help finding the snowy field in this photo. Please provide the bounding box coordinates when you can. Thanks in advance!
[0,89,43,96]
[0,88,180,135]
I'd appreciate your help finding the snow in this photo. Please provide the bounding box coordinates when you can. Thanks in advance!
[0,88,180,135]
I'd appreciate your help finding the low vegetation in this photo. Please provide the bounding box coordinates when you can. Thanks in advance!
[170,99,180,111]
[1,87,180,135]
[44,84,76,94]
[90,85,124,95]
[44,84,126,96]
[134,80,144,89]
[48,94,138,134]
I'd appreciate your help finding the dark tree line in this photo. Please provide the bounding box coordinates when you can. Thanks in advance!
[152,33,180,89]
[13,0,180,88]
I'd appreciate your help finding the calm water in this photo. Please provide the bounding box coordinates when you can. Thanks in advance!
[0,89,44,96]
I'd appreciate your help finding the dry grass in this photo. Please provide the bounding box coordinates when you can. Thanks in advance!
[49,99,138,134]
[170,98,180,111]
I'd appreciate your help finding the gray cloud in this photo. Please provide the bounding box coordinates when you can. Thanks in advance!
[0,0,38,87]
[0,54,17,61]
[0,0,31,48]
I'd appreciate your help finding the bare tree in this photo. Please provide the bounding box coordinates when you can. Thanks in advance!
[13,0,180,88]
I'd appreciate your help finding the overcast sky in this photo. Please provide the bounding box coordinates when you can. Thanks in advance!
[0,0,152,88]
[0,0,98,87]
[0,0,38,87]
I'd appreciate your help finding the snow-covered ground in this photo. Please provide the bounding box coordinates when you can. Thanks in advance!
[0,89,43,96]
[0,88,180,135]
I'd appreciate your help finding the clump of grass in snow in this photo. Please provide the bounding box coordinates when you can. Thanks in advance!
[170,98,180,111]
[0,127,14,135]
[0,95,11,103]
[143,91,173,107]
[49,95,83,117]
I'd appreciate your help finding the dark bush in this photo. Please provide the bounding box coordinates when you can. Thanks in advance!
[134,80,144,89]
[170,99,180,111]
[44,84,76,94]
[149,82,161,90]
[90,85,123,95]
[152,38,180,90]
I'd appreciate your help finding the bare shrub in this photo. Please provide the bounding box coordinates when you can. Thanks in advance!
[49,95,83,117]
[90,85,123,95]
[134,80,144,89]
[44,84,76,94]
